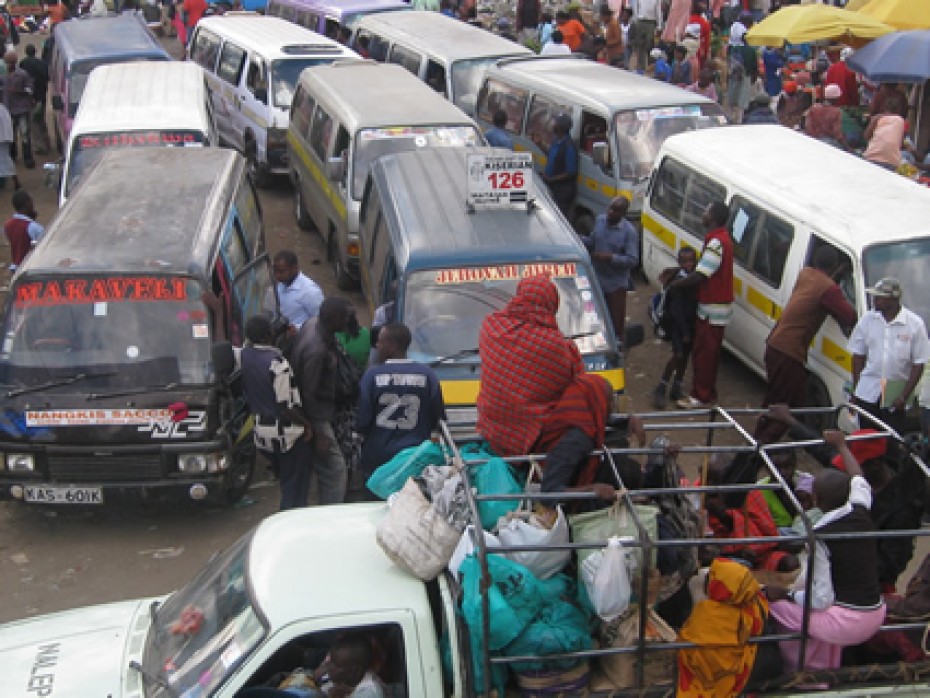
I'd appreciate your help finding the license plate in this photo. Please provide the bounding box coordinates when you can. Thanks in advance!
[24,486,104,505]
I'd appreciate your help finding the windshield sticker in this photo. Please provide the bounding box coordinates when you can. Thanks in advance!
[575,276,590,290]
[221,643,243,669]
[636,105,702,120]
[26,408,176,427]
[435,262,577,284]
[415,135,427,147]
[193,324,209,339]
[94,302,107,316]
[78,132,201,149]
[127,346,140,358]
[581,290,592,301]
[14,277,187,307]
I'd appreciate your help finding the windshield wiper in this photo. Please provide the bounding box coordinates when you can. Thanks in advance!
[86,383,179,400]
[428,333,597,367]
[6,372,117,398]
[128,660,177,698]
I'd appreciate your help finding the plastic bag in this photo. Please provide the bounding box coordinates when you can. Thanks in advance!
[569,500,659,573]
[473,455,522,530]
[581,537,632,622]
[496,507,571,580]
[366,440,445,500]
[376,478,460,580]
[504,598,594,673]
[448,525,500,578]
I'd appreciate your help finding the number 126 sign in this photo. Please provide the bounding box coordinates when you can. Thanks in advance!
[466,152,533,208]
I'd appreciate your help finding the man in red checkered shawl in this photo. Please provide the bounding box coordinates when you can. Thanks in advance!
[477,274,614,496]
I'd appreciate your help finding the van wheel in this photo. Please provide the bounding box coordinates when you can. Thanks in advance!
[802,373,836,432]
[294,185,313,232]
[573,210,595,236]
[245,143,269,188]
[223,442,255,506]
[328,234,356,291]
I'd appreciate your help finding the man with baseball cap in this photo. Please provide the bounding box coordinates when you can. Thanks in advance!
[848,277,930,434]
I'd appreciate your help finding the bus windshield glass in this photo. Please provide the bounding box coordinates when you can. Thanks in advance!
[66,130,206,198]
[352,126,479,199]
[403,263,611,363]
[0,275,214,388]
[614,104,726,181]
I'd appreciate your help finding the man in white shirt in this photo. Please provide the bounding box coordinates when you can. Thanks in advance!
[271,249,325,332]
[628,0,663,73]
[540,29,572,55]
[848,277,930,433]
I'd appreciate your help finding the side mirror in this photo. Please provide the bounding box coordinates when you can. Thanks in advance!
[623,322,644,351]
[51,95,64,112]
[325,156,345,182]
[592,141,609,167]
[212,341,236,378]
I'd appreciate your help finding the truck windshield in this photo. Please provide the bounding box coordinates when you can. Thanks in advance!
[614,104,725,181]
[863,237,930,329]
[403,263,612,363]
[352,125,479,199]
[65,130,206,198]
[144,532,266,697]
[0,275,214,388]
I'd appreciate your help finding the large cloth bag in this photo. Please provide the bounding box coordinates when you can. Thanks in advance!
[569,500,660,573]
[376,478,460,580]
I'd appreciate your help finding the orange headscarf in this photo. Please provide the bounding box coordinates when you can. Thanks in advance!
[677,559,769,697]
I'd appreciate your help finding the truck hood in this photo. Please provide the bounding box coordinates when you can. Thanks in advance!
[0,597,158,698]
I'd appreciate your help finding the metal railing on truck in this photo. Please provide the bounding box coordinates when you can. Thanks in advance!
[438,404,930,696]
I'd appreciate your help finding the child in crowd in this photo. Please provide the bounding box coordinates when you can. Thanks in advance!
[4,189,44,272]
[653,246,698,409]
[650,48,672,82]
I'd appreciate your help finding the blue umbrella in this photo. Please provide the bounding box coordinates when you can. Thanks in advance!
[847,29,930,83]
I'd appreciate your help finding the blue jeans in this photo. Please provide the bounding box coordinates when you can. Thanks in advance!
[274,438,312,511]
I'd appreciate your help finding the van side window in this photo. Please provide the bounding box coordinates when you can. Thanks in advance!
[246,60,268,103]
[267,1,281,16]
[333,125,350,160]
[729,196,795,287]
[235,178,263,256]
[295,10,310,28]
[324,18,340,40]
[809,236,856,310]
[478,80,528,134]
[291,87,315,140]
[191,30,221,71]
[217,42,246,86]
[526,95,571,152]
[425,60,446,96]
[580,111,608,154]
[310,106,334,161]
[361,31,389,61]
[650,157,726,240]
[388,44,422,77]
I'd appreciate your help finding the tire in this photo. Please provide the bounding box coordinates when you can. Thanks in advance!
[328,233,356,291]
[802,373,836,432]
[223,441,255,506]
[294,183,313,231]
[245,142,269,188]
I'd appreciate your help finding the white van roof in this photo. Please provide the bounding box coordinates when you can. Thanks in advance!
[196,14,357,59]
[357,10,532,62]
[660,125,930,250]
[299,61,477,129]
[70,62,209,135]
[488,56,719,114]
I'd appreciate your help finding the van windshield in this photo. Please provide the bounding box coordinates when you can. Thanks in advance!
[403,263,612,363]
[70,58,167,117]
[451,57,507,113]
[272,58,340,108]
[352,125,480,199]
[863,237,930,330]
[0,276,215,389]
[66,130,206,198]
[614,104,726,181]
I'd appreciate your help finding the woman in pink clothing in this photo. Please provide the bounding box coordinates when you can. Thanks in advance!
[863,113,907,171]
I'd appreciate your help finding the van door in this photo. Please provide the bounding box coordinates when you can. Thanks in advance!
[215,40,248,150]
[305,103,336,234]
[725,196,798,373]
[575,110,611,233]
[189,29,224,137]
[523,94,572,172]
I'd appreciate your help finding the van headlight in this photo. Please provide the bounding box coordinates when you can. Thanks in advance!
[178,453,227,474]
[6,453,35,472]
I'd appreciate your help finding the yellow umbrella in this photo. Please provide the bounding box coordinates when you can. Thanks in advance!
[855,0,930,31]
[745,4,895,46]
[845,0,871,9]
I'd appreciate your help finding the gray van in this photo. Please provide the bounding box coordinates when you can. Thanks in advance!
[288,60,482,289]
[0,148,274,507]
[358,147,636,425]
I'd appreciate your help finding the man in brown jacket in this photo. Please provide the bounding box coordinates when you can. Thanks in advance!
[754,246,857,443]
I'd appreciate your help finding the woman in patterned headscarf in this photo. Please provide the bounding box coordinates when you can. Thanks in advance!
[678,559,770,697]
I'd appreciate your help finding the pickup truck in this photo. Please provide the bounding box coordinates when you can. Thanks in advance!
[3,410,930,697]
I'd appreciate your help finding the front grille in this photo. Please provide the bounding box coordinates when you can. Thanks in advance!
[47,453,164,482]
